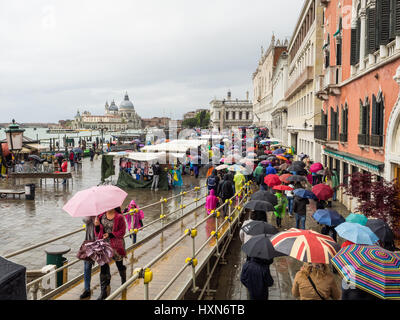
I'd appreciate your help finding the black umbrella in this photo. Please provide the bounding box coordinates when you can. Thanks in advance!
[28,155,42,161]
[250,190,278,206]
[287,164,304,172]
[241,234,285,260]
[242,221,279,236]
[292,161,306,168]
[366,218,394,243]
[287,175,307,183]
[258,155,268,160]
[244,200,275,212]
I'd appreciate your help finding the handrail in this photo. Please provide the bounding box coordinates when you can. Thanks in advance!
[107,181,253,300]
[3,185,206,259]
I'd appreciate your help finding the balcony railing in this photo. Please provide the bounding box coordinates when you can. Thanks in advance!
[358,134,370,146]
[314,125,327,141]
[339,133,348,143]
[285,66,314,100]
[370,134,383,147]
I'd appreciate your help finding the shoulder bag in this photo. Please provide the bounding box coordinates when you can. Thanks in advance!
[307,275,326,300]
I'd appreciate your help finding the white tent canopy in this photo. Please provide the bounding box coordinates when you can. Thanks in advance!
[142,139,207,153]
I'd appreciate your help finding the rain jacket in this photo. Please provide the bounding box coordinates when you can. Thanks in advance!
[293,196,309,216]
[217,174,234,200]
[124,200,144,230]
[253,164,264,180]
[205,189,219,214]
[292,269,341,300]
[240,257,274,300]
[273,193,288,218]
[265,164,277,175]
[234,171,245,194]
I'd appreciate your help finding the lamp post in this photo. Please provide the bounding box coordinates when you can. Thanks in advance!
[5,120,25,171]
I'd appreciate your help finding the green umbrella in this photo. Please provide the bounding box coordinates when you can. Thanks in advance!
[345,213,368,226]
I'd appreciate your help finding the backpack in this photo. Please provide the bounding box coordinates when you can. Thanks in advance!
[208,176,217,188]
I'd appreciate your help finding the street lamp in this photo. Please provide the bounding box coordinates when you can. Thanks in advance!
[5,119,25,170]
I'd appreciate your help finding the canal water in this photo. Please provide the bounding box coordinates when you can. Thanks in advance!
[0,156,207,279]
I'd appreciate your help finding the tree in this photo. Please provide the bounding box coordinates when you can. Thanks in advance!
[182,117,198,128]
[342,172,400,237]
[182,111,210,128]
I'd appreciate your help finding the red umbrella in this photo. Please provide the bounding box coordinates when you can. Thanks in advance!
[279,173,292,184]
[273,185,294,191]
[264,150,273,154]
[247,147,256,152]
[312,184,334,200]
[1,143,10,157]
[264,174,281,187]
[310,162,323,173]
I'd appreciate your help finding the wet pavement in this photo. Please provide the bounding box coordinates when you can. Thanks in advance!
[213,197,350,300]
[0,156,207,280]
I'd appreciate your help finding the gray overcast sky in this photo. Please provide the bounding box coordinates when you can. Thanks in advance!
[0,0,303,122]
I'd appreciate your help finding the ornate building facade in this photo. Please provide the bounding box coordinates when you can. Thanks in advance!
[72,92,142,131]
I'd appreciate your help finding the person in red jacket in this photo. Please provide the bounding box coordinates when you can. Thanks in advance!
[94,207,127,300]
[61,159,68,184]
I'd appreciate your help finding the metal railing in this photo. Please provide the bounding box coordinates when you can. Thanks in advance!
[106,181,254,300]
[3,184,207,299]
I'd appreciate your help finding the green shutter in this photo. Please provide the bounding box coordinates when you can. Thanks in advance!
[371,94,377,135]
[359,100,363,134]
[351,28,358,65]
[380,0,391,45]
[395,0,400,36]
[356,19,361,62]
[367,7,377,53]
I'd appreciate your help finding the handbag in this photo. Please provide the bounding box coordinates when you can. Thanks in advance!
[307,275,326,300]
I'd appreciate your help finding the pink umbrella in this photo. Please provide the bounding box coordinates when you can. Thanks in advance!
[310,162,323,173]
[63,186,128,217]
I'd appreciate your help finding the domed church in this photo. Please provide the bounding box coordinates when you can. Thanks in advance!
[73,92,142,131]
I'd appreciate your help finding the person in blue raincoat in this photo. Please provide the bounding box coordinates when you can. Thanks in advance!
[265,163,277,175]
[172,166,183,187]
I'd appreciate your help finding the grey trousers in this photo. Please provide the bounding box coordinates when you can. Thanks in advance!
[151,175,159,189]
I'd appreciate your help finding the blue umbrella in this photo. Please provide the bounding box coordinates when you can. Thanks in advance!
[345,213,368,226]
[273,148,286,154]
[312,209,345,227]
[335,222,380,245]
[293,188,317,200]
[216,144,224,149]
[72,147,83,153]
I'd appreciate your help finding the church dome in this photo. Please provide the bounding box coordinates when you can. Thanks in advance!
[109,100,118,111]
[119,92,134,110]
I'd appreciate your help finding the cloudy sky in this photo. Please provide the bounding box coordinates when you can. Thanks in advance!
[0,0,303,123]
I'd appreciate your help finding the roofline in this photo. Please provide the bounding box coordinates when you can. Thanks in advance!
[287,0,312,53]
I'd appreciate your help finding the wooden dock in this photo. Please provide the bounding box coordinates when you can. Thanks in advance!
[9,172,73,186]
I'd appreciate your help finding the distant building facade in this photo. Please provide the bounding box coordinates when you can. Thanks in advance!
[210,91,253,130]
[142,117,171,128]
[72,92,142,131]
[183,108,208,120]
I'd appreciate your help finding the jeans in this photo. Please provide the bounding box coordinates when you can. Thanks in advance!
[276,216,282,228]
[151,175,159,190]
[295,213,306,230]
[287,196,294,214]
[333,190,337,201]
[83,260,93,291]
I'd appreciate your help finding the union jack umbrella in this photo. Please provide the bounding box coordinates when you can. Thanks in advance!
[270,228,340,264]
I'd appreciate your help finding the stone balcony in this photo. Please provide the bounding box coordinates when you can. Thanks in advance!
[285,66,314,100]
[315,66,341,101]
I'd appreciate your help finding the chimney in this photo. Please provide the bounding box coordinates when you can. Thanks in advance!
[246,91,249,101]
[227,90,231,101]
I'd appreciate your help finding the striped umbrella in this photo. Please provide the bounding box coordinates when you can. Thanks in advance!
[270,228,340,264]
[331,244,400,300]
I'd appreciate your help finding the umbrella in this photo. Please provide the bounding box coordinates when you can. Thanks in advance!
[264,150,273,154]
[1,143,10,157]
[250,190,278,206]
[264,174,281,187]
[276,155,288,161]
[270,228,340,264]
[293,188,317,200]
[366,218,395,244]
[258,155,269,160]
[345,213,368,226]
[241,221,279,236]
[312,209,345,227]
[215,164,229,171]
[279,173,292,183]
[292,161,306,168]
[331,244,400,300]
[83,239,114,266]
[279,163,290,171]
[247,152,257,158]
[316,169,325,175]
[312,184,334,200]
[62,186,128,217]
[272,148,286,155]
[243,200,275,212]
[55,153,64,157]
[273,185,293,191]
[335,222,379,245]
[216,144,224,149]
[28,155,42,161]
[310,162,324,173]
[287,175,307,183]
[287,164,304,172]
[247,147,256,152]
[228,164,246,172]
[241,234,285,260]
[260,160,271,166]
[139,144,145,147]
[72,147,83,154]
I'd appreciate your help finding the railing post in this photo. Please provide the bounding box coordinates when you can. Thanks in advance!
[214,210,220,256]
[160,197,164,229]
[186,228,199,293]
[141,268,152,300]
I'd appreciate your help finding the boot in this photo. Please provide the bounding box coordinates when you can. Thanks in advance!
[118,265,127,285]
[97,274,111,300]
[79,289,91,299]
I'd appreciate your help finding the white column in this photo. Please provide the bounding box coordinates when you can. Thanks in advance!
[359,9,367,70]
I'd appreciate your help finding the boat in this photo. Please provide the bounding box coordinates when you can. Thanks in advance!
[46,128,79,134]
